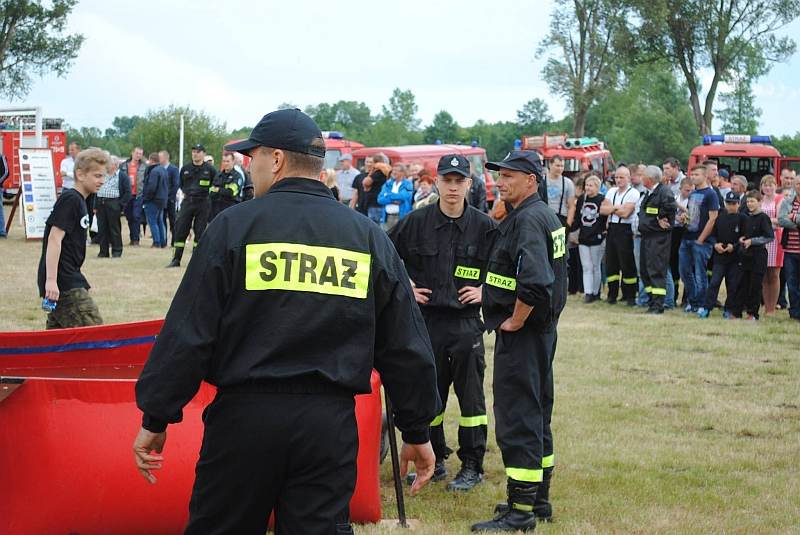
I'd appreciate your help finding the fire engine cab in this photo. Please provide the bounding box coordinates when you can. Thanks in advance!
[224,130,364,171]
[519,134,615,179]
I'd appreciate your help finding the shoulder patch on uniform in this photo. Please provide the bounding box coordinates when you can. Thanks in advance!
[551,226,566,259]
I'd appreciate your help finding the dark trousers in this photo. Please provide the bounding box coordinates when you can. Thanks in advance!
[424,312,487,468]
[732,268,766,318]
[783,252,800,319]
[567,246,583,294]
[641,232,671,310]
[605,223,638,301]
[164,199,177,246]
[703,258,742,312]
[86,194,97,241]
[670,227,685,303]
[124,197,142,242]
[174,197,210,250]
[778,265,788,308]
[185,390,357,535]
[210,198,237,223]
[493,324,556,484]
[96,197,123,256]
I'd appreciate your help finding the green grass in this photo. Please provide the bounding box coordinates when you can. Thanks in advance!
[2,231,799,534]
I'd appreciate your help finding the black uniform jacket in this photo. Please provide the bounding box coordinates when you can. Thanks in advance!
[482,192,568,332]
[136,178,441,444]
[389,201,496,314]
[710,210,745,264]
[179,161,217,198]
[638,183,677,235]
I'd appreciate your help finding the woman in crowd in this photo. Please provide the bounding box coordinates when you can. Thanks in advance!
[322,168,340,201]
[572,175,608,302]
[760,175,784,314]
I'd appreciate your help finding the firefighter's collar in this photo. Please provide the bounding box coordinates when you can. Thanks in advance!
[267,176,336,200]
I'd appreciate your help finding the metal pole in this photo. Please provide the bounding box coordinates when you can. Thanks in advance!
[383,390,408,528]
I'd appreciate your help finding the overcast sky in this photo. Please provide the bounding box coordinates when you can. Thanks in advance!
[11,0,800,137]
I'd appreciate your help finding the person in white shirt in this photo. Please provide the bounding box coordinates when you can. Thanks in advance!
[335,153,359,205]
[59,142,80,191]
[600,165,641,305]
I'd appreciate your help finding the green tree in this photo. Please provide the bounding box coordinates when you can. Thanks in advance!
[714,46,767,134]
[627,0,799,134]
[277,102,298,110]
[381,88,421,131]
[538,0,627,136]
[305,100,373,139]
[516,98,553,134]
[773,133,800,157]
[0,0,84,99]
[64,126,109,152]
[466,120,519,162]
[423,111,461,144]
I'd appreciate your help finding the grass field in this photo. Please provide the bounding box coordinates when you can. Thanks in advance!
[2,229,799,534]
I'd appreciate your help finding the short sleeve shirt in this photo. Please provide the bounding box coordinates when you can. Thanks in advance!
[684,186,720,241]
[604,186,640,224]
[37,188,90,296]
[546,176,575,217]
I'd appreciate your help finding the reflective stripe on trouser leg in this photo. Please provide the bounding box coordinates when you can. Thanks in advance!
[494,326,555,485]
[642,232,671,307]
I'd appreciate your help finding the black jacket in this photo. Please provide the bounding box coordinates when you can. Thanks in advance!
[482,192,568,332]
[638,183,677,235]
[210,168,246,203]
[740,210,774,272]
[142,164,168,208]
[389,201,496,314]
[710,210,744,264]
[469,175,488,213]
[136,178,440,444]
[179,161,217,198]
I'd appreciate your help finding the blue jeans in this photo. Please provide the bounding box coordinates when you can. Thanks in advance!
[679,239,713,309]
[0,188,6,236]
[784,252,800,319]
[635,236,676,308]
[143,203,166,247]
[367,206,383,225]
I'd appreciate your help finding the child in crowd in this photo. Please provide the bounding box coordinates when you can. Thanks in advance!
[698,191,744,318]
[37,147,107,329]
[730,191,774,320]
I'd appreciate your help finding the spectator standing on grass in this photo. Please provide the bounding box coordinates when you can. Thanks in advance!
[672,178,693,305]
[38,148,106,329]
[378,164,414,231]
[545,155,576,228]
[121,147,147,246]
[760,175,784,314]
[350,156,374,214]
[777,174,800,321]
[663,157,685,197]
[730,191,774,320]
[59,142,80,191]
[573,175,607,302]
[95,156,131,258]
[162,152,180,246]
[600,165,640,305]
[362,155,391,224]
[336,153,358,205]
[322,167,340,200]
[209,153,247,221]
[142,152,168,248]
[413,173,438,210]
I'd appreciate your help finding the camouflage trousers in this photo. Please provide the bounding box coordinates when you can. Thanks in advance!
[45,288,104,330]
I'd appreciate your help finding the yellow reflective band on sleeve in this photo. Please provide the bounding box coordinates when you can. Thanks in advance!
[646,207,659,215]
[459,414,488,427]
[622,277,638,284]
[245,243,371,299]
[607,274,621,282]
[551,226,566,259]
[644,286,653,293]
[512,503,534,512]
[431,413,445,427]
[174,242,185,248]
[225,182,240,196]
[454,265,481,280]
[706,270,713,277]
[199,179,210,187]
[209,186,220,193]
[651,287,667,296]
[506,467,543,483]
[542,454,554,468]
[486,272,517,291]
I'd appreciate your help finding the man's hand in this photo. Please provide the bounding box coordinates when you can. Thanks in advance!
[727,244,734,253]
[410,281,432,305]
[695,239,705,246]
[400,441,435,496]
[133,427,166,484]
[714,243,725,254]
[44,278,60,302]
[500,316,524,332]
[740,237,752,249]
[458,285,482,305]
[658,218,671,230]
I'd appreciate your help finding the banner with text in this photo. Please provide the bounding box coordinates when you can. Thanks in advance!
[18,148,57,240]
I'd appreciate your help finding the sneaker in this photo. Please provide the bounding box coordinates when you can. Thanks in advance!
[606,298,617,305]
[697,308,709,318]
[446,460,483,491]
[684,304,696,313]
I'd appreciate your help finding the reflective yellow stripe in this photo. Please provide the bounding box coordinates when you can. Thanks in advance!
[513,503,533,512]
[542,454,554,469]
[459,414,488,427]
[506,467,543,483]
[199,179,210,187]
[454,265,481,280]
[174,242,185,248]
[607,274,621,282]
[431,413,445,427]
[644,286,653,293]
[551,226,566,259]
[486,272,517,291]
[623,277,638,284]
[209,186,220,193]
[651,287,667,296]
[225,182,240,196]
[706,270,713,277]
[646,207,659,215]
[245,243,371,299]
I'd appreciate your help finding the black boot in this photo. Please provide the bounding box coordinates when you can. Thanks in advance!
[471,479,537,532]
[166,247,183,268]
[446,458,483,491]
[494,467,553,521]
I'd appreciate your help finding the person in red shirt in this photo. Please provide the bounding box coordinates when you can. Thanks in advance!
[778,174,800,320]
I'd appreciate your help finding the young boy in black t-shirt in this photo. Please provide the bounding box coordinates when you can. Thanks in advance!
[699,191,745,318]
[730,190,774,320]
[38,148,108,329]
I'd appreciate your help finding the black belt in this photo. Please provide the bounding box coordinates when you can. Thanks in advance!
[422,306,481,319]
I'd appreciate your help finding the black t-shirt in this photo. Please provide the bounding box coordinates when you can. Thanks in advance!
[353,170,386,213]
[38,189,90,297]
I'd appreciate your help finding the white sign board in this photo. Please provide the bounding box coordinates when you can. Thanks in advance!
[18,148,57,239]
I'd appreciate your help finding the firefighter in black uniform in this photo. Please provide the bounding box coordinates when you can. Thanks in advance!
[389,154,496,492]
[638,165,677,314]
[209,152,246,221]
[166,144,217,268]
[132,109,441,535]
[472,151,567,533]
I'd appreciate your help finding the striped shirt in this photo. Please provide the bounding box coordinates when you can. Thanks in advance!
[98,171,120,198]
[785,198,800,254]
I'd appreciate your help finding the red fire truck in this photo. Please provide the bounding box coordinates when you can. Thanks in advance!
[0,109,67,195]
[519,134,615,179]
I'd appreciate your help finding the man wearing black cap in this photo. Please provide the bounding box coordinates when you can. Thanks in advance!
[166,144,217,268]
[388,154,495,492]
[133,109,440,535]
[472,151,567,532]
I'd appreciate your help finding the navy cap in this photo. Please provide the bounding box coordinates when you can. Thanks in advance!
[725,191,741,203]
[437,154,470,178]
[486,150,543,178]
[191,143,206,152]
[225,109,325,158]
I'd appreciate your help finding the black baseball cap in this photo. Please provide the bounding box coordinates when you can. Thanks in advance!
[437,154,470,177]
[191,143,206,152]
[225,109,325,158]
[486,150,544,178]
[725,191,741,203]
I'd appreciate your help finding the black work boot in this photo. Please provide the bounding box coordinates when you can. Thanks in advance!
[471,479,537,532]
[495,468,554,521]
[166,247,183,268]
[406,458,447,485]
[446,458,483,491]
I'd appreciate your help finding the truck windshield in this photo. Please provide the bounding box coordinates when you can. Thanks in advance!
[715,156,774,185]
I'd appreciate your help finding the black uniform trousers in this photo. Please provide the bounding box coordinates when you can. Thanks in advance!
[605,223,638,301]
[703,258,742,312]
[95,197,123,256]
[493,324,556,484]
[670,227,685,303]
[731,263,766,318]
[163,199,177,246]
[185,389,357,535]
[210,198,237,223]
[640,232,671,310]
[174,196,210,250]
[424,312,487,467]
